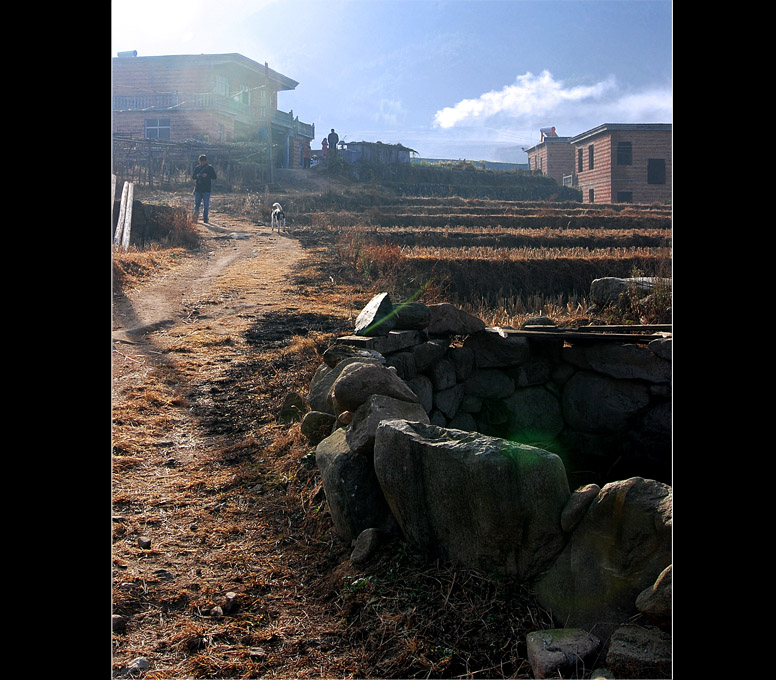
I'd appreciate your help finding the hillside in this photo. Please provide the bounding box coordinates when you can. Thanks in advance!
[112,168,671,678]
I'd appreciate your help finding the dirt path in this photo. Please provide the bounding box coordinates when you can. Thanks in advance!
[111,210,357,678]
[112,212,303,345]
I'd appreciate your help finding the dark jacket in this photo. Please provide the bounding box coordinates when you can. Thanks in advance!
[193,164,217,193]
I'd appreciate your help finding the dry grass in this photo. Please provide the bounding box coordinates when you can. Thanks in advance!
[113,184,671,678]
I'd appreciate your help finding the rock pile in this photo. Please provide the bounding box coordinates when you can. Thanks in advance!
[299,293,672,678]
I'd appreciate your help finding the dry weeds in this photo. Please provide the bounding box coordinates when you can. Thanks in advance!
[113,184,670,678]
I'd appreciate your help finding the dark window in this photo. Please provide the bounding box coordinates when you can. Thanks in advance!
[577,149,583,172]
[588,144,594,170]
[648,158,666,184]
[617,142,632,165]
[617,191,633,203]
[145,118,170,139]
[588,189,595,203]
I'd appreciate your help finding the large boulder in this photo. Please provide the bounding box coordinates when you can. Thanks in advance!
[589,277,669,307]
[373,419,571,580]
[526,628,601,679]
[346,394,430,455]
[329,361,420,415]
[562,371,651,434]
[533,477,672,642]
[314,428,396,544]
[464,330,530,368]
[307,357,383,414]
[354,292,396,336]
[426,303,485,336]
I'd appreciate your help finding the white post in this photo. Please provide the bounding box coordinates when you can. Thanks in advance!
[114,181,129,247]
[121,182,134,250]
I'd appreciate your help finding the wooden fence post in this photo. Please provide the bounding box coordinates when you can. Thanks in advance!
[114,181,134,250]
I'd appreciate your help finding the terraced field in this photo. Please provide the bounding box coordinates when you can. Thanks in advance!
[290,197,672,324]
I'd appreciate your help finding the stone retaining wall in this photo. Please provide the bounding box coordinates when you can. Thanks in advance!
[311,299,671,488]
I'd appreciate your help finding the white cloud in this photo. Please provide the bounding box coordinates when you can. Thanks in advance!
[609,87,673,122]
[433,70,617,128]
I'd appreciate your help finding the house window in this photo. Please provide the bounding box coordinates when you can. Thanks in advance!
[588,145,594,170]
[235,84,251,105]
[145,118,170,139]
[617,142,632,165]
[617,191,633,203]
[215,75,229,97]
[577,149,583,173]
[588,189,595,203]
[648,158,666,184]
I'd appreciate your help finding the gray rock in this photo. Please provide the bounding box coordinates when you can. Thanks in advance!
[277,391,307,423]
[636,564,672,627]
[347,394,430,454]
[534,477,672,641]
[300,410,337,445]
[406,374,434,413]
[605,624,672,679]
[329,361,420,414]
[502,386,564,442]
[350,528,381,565]
[447,346,475,381]
[508,358,552,387]
[649,336,672,361]
[526,628,601,679]
[315,428,396,544]
[338,330,424,354]
[373,419,570,579]
[426,302,486,336]
[322,343,385,368]
[384,351,417,380]
[464,369,515,399]
[560,483,601,533]
[434,383,465,418]
[582,342,672,383]
[464,329,530,368]
[411,339,448,372]
[428,357,457,391]
[562,371,651,433]
[448,411,477,432]
[521,315,557,328]
[127,657,150,672]
[392,301,431,330]
[590,277,669,306]
[308,357,383,413]
[355,292,396,336]
[112,614,127,633]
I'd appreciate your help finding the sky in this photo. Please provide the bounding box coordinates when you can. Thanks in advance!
[111,0,672,163]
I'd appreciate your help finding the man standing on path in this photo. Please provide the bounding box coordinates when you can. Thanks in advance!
[192,154,217,223]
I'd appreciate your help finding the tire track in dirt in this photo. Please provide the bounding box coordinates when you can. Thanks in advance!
[112,214,303,347]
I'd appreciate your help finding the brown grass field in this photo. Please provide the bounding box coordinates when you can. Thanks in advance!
[112,171,671,678]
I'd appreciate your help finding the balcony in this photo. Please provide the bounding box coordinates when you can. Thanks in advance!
[113,92,314,137]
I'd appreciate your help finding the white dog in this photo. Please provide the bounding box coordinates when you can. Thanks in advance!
[271,202,286,232]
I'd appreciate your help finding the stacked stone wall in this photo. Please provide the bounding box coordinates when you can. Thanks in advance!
[317,302,670,488]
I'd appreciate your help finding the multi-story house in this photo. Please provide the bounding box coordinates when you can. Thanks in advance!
[525,123,672,204]
[112,51,315,169]
[524,133,575,185]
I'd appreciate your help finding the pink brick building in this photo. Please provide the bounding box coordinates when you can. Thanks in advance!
[525,123,672,205]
